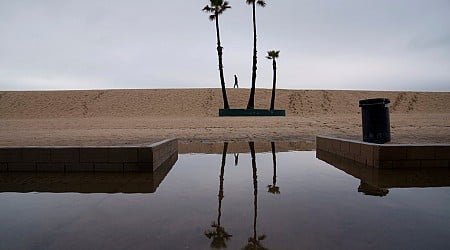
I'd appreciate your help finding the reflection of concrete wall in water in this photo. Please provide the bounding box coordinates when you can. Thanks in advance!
[317,149,450,195]
[0,153,178,194]
[0,139,178,173]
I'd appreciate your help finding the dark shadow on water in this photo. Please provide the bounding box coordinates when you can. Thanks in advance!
[0,153,178,194]
[317,150,450,196]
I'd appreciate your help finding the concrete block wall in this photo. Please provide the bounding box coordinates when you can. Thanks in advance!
[0,138,178,173]
[317,136,450,168]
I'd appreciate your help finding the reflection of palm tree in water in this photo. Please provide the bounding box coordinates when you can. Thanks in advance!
[267,142,280,195]
[205,142,232,248]
[243,142,268,250]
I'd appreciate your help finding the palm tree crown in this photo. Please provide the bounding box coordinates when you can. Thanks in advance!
[203,0,231,20]
[266,50,280,60]
[246,0,266,7]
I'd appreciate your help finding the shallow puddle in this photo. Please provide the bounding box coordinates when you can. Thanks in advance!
[0,142,449,249]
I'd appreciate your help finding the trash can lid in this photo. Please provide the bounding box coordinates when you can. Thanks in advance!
[359,98,390,107]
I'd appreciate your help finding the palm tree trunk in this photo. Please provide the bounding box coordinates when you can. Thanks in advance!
[215,14,230,109]
[270,59,277,110]
[246,3,258,110]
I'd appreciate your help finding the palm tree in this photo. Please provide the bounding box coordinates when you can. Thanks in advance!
[203,1,231,109]
[267,142,280,194]
[205,142,232,248]
[246,0,266,110]
[243,142,267,250]
[266,50,280,111]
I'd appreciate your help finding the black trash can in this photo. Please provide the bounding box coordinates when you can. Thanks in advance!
[359,98,391,144]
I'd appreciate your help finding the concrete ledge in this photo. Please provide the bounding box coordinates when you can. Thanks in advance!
[0,138,178,173]
[316,136,450,168]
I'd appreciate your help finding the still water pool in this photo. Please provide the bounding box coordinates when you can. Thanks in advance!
[0,142,449,250]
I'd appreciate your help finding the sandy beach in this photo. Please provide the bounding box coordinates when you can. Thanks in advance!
[1,88,449,148]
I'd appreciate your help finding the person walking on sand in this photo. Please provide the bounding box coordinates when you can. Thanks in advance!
[233,75,239,88]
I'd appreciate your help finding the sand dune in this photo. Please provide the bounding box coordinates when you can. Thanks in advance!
[1,88,449,118]
[0,88,449,146]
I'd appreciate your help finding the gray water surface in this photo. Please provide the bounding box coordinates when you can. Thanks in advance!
[0,143,449,250]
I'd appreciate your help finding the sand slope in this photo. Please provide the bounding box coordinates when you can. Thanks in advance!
[1,89,449,118]
[0,89,449,146]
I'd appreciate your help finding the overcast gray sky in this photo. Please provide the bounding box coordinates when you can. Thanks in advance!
[0,0,449,91]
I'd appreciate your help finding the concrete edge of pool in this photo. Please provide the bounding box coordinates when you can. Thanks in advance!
[0,138,178,173]
[316,136,450,168]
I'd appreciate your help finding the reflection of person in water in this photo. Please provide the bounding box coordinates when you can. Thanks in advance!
[233,75,239,88]
[234,153,239,166]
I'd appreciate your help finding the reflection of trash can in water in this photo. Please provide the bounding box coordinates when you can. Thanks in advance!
[359,98,391,144]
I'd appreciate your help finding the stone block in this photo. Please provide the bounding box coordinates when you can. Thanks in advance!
[373,160,380,168]
[435,146,450,160]
[407,146,435,160]
[94,163,124,172]
[349,142,361,157]
[420,160,448,168]
[124,163,152,172]
[138,148,153,163]
[392,160,421,168]
[360,144,374,166]
[379,146,407,161]
[379,161,393,169]
[37,163,65,172]
[373,145,380,161]
[80,148,108,163]
[354,155,366,165]
[51,148,79,163]
[0,149,22,162]
[340,141,350,154]
[317,137,330,151]
[331,140,340,152]
[0,163,7,172]
[22,148,51,162]
[65,163,94,172]
[8,163,36,172]
[152,148,161,162]
[108,148,138,163]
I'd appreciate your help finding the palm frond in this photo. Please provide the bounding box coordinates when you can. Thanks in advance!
[257,0,266,7]
[209,14,216,21]
[267,50,280,59]
[202,5,213,12]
